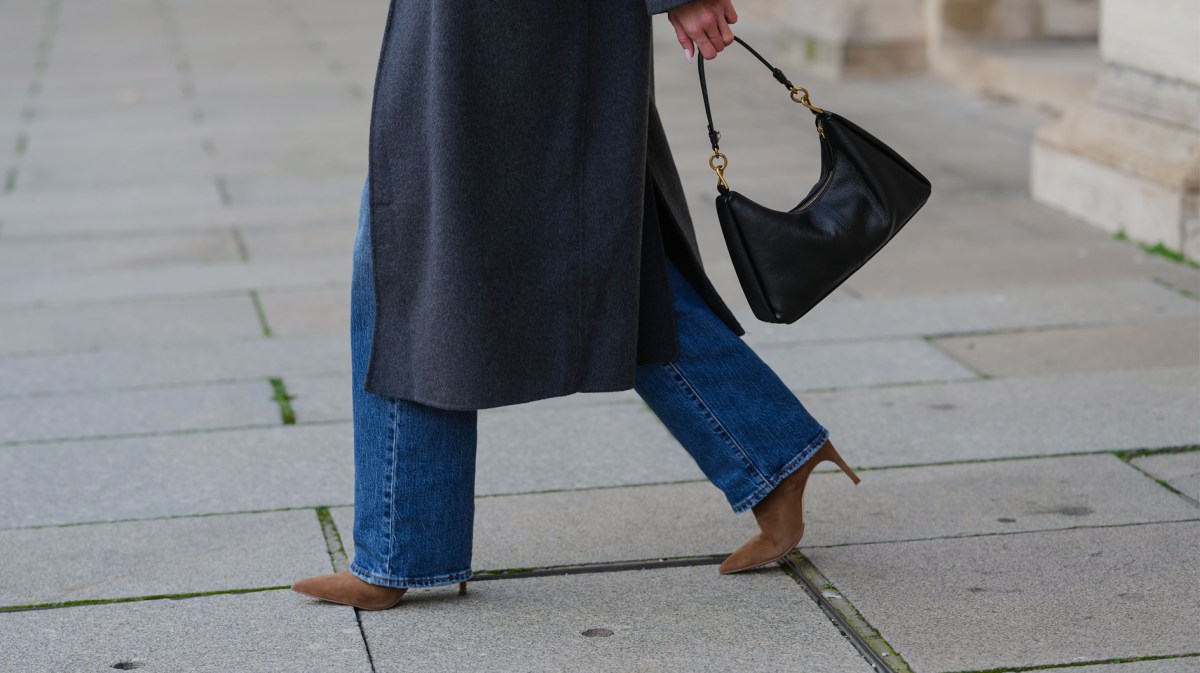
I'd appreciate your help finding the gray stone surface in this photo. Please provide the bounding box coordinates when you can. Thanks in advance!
[0,380,281,444]
[1133,452,1200,502]
[932,317,1200,377]
[1031,659,1200,673]
[0,425,353,527]
[0,295,264,355]
[0,230,242,278]
[806,366,1200,467]
[255,285,350,337]
[475,402,707,496]
[359,565,869,673]
[0,510,330,607]
[735,280,1198,348]
[795,454,1200,547]
[331,481,756,573]
[0,590,372,673]
[755,336,980,390]
[809,521,1200,673]
[333,454,1196,573]
[0,256,348,306]
[0,335,347,397]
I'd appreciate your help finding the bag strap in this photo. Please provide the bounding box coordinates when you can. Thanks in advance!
[697,36,824,190]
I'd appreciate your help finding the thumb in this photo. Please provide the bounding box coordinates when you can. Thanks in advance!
[668,13,695,61]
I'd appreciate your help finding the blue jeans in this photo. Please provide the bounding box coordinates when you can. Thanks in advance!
[349,180,829,589]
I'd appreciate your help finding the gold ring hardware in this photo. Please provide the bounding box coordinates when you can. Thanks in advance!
[708,150,730,190]
[789,87,824,114]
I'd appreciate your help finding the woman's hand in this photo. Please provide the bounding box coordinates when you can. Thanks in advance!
[667,0,738,62]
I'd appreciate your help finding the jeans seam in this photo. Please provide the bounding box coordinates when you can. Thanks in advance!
[730,426,830,514]
[349,561,473,589]
[384,397,399,577]
[664,361,770,486]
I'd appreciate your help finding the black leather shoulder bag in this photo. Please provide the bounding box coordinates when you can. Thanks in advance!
[697,37,932,324]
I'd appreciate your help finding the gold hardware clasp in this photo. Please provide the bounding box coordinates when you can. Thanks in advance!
[790,86,824,114]
[708,150,730,190]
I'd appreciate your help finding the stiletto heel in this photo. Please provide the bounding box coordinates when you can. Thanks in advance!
[823,442,861,485]
[718,439,860,575]
[459,581,468,596]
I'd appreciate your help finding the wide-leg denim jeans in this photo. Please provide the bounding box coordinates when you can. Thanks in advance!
[349,180,830,589]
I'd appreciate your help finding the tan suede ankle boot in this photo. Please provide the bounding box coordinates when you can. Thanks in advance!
[718,440,860,575]
[291,571,469,611]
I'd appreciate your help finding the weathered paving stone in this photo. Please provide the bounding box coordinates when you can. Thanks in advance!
[358,565,868,673]
[0,335,347,397]
[254,285,350,337]
[0,294,263,355]
[931,317,1200,377]
[0,510,330,607]
[795,454,1200,548]
[755,336,979,390]
[0,182,223,218]
[1132,451,1200,503]
[0,231,242,278]
[805,366,1200,467]
[734,280,1198,347]
[0,201,355,238]
[0,424,353,527]
[808,521,1200,673]
[330,454,1196,573]
[0,256,348,306]
[475,402,706,496]
[0,590,372,673]
[1029,659,1200,673]
[0,380,281,444]
[330,481,757,573]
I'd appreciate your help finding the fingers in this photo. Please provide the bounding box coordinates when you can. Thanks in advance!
[668,13,694,61]
[686,2,735,60]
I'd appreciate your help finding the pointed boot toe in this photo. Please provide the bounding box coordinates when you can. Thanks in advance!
[718,532,793,574]
[291,571,408,611]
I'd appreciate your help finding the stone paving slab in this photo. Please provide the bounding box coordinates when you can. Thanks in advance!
[475,402,706,496]
[932,317,1200,377]
[1133,452,1200,503]
[0,590,372,673]
[756,336,980,390]
[0,510,330,607]
[330,482,756,573]
[0,293,262,357]
[0,182,224,218]
[359,565,869,673]
[806,366,1200,467]
[0,294,263,355]
[0,380,280,444]
[808,521,1200,673]
[0,200,355,238]
[254,285,349,337]
[1031,659,1200,673]
[0,256,347,306]
[332,453,1195,573]
[238,222,355,261]
[0,334,346,396]
[0,424,353,527]
[735,280,1198,347]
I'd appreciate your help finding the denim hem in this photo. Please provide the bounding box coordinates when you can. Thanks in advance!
[349,561,473,589]
[729,427,831,514]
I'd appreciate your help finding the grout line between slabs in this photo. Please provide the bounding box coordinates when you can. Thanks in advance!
[783,551,910,673]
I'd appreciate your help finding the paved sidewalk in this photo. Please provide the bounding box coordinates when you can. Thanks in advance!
[1,1,1198,672]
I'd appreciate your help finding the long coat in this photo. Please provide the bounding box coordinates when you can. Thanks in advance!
[364,0,745,410]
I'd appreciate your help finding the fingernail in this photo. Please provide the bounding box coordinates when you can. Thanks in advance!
[683,46,692,62]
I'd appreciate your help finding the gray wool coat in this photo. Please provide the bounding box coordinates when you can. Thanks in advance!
[364,0,745,410]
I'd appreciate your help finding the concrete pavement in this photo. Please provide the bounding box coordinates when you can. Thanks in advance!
[1,0,1197,671]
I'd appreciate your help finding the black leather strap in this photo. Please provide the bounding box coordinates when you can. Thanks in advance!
[697,36,799,151]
